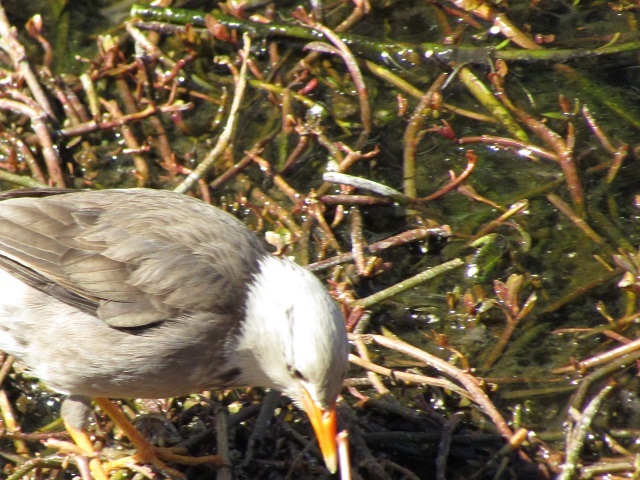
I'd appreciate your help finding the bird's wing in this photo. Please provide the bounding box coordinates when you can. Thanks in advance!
[0,189,266,327]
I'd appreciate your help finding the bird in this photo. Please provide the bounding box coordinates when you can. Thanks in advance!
[0,188,349,477]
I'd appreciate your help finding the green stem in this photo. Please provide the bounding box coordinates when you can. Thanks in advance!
[354,258,464,308]
[131,5,640,65]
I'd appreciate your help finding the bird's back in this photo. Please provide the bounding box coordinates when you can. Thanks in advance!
[0,189,268,397]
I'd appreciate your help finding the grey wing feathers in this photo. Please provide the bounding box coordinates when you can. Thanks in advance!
[0,189,266,328]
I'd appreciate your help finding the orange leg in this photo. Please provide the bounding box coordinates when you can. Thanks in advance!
[94,398,224,478]
[64,421,109,480]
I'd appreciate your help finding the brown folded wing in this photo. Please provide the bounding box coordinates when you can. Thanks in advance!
[0,189,265,328]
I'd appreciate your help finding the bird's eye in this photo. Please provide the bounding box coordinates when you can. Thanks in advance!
[289,367,306,381]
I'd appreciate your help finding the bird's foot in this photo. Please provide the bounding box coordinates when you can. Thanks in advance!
[102,446,225,479]
[157,446,225,467]
[95,398,225,478]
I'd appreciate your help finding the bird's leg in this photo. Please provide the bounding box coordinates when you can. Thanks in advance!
[61,396,108,480]
[94,398,225,478]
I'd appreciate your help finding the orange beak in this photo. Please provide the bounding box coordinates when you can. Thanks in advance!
[299,386,339,473]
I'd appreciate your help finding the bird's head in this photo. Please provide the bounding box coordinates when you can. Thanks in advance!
[234,255,349,473]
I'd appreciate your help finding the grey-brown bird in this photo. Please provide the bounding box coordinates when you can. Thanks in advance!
[0,188,349,476]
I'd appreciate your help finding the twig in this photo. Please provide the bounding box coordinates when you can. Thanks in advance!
[0,4,56,120]
[354,258,464,308]
[436,413,464,480]
[0,354,13,388]
[248,152,301,202]
[351,334,389,396]
[446,0,541,50]
[403,73,448,198]
[101,99,149,186]
[323,172,407,202]
[131,5,640,64]
[0,388,28,455]
[0,131,46,184]
[6,457,74,480]
[320,194,393,206]
[58,103,192,137]
[546,194,606,245]
[0,98,64,187]
[348,354,473,400]
[307,227,450,272]
[468,200,528,243]
[215,405,232,480]
[417,150,478,202]
[337,431,351,480]
[316,147,378,197]
[296,10,371,146]
[210,135,277,190]
[559,383,614,480]
[582,104,616,154]
[349,207,367,275]
[353,333,515,442]
[457,68,527,142]
[492,78,584,214]
[306,198,343,253]
[552,336,640,375]
[248,187,304,240]
[457,135,558,161]
[0,169,47,188]
[174,33,251,193]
